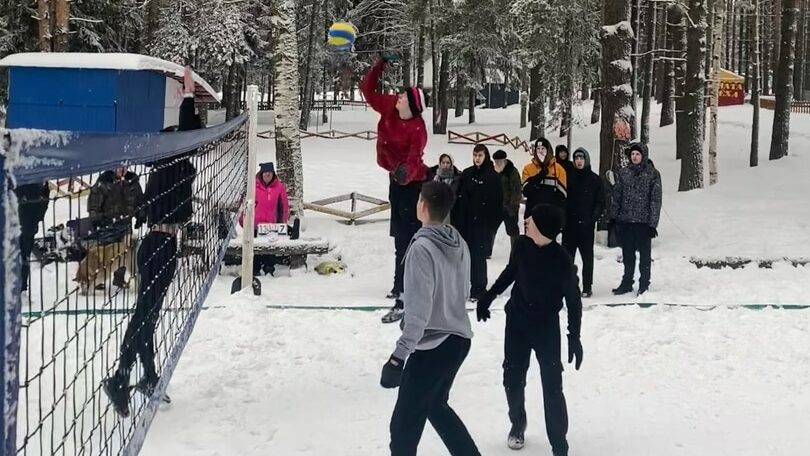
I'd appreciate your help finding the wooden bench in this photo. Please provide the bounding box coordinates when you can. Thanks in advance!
[223,236,330,269]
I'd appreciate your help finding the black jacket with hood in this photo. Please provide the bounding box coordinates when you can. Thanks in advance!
[610,142,662,228]
[456,149,503,254]
[566,147,605,226]
[497,159,522,216]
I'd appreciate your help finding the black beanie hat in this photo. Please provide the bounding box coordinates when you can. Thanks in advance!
[404,87,426,116]
[529,204,565,240]
[492,150,507,160]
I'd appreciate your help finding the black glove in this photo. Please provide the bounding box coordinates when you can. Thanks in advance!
[380,356,404,389]
[648,226,658,238]
[567,334,583,370]
[392,163,407,184]
[381,51,402,63]
[476,291,494,322]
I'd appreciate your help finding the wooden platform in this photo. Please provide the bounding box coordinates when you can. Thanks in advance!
[224,236,330,269]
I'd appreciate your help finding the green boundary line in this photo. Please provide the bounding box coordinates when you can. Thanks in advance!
[21,302,810,319]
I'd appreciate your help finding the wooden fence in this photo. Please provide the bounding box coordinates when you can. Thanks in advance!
[447,130,532,153]
[257,129,377,140]
[759,98,810,113]
[207,99,368,112]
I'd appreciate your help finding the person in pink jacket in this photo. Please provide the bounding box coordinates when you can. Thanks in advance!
[241,162,290,275]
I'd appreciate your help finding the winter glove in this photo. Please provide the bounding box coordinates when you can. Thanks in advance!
[380,356,405,389]
[648,226,658,238]
[381,51,402,63]
[392,163,408,184]
[567,334,583,370]
[476,291,494,322]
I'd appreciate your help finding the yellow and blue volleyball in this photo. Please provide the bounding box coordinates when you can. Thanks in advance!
[327,21,357,50]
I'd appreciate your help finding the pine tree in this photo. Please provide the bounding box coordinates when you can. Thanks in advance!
[678,0,708,191]
[770,0,799,160]
[751,0,761,167]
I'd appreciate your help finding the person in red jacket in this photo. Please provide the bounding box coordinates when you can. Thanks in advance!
[361,54,428,324]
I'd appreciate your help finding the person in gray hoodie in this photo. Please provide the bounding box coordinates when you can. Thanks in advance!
[380,180,480,456]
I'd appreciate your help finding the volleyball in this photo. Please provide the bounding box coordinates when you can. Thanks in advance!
[327,21,357,50]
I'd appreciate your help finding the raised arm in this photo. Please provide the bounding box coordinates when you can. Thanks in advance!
[360,59,397,114]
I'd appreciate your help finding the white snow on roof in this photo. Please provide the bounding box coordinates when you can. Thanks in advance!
[0,53,221,103]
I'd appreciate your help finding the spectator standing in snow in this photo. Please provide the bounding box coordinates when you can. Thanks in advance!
[555,144,574,175]
[609,142,662,296]
[14,181,50,293]
[522,138,568,214]
[492,149,522,248]
[562,147,605,297]
[240,162,290,276]
[455,145,503,301]
[360,54,429,324]
[380,180,480,456]
[476,204,583,456]
[428,153,461,224]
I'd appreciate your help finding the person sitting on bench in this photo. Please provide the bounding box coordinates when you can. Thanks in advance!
[240,162,290,276]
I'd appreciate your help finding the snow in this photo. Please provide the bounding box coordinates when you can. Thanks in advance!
[0,53,221,103]
[602,21,634,38]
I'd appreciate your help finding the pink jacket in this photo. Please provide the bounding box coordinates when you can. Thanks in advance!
[241,175,290,226]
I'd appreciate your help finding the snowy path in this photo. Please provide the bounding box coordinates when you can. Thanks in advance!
[142,303,810,455]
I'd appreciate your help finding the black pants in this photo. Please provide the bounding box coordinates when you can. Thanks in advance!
[562,221,595,289]
[470,248,488,297]
[617,223,652,287]
[18,218,39,292]
[393,231,416,295]
[390,181,421,295]
[500,209,520,249]
[503,309,569,453]
[390,335,480,456]
[116,232,178,382]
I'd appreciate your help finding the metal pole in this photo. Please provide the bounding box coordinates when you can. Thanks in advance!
[241,85,259,290]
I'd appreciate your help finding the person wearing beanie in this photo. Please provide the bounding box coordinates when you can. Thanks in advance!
[555,144,574,175]
[361,54,429,322]
[522,137,568,215]
[455,144,503,301]
[492,149,522,248]
[563,147,605,297]
[609,142,662,296]
[476,203,583,455]
[427,153,462,224]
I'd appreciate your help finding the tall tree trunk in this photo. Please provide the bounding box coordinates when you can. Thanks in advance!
[53,0,68,51]
[434,51,450,134]
[661,5,676,127]
[591,86,601,124]
[751,0,761,167]
[322,0,330,123]
[455,87,464,117]
[679,0,708,191]
[763,0,772,94]
[738,3,746,76]
[529,65,544,141]
[403,48,413,87]
[671,5,688,155]
[770,0,799,160]
[143,0,161,53]
[225,65,238,120]
[775,0,783,73]
[709,0,725,185]
[600,0,635,178]
[417,24,426,88]
[641,0,657,144]
[520,66,529,128]
[298,0,319,130]
[795,0,807,99]
[468,87,476,124]
[37,0,51,51]
[275,0,305,217]
[630,0,641,139]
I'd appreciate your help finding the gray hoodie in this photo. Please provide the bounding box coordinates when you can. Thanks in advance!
[393,224,474,360]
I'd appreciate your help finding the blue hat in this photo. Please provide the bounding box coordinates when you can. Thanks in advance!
[259,162,275,173]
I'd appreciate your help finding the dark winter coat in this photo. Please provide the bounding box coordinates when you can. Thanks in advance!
[15,183,50,230]
[556,147,574,176]
[565,147,605,226]
[145,96,198,226]
[455,153,503,255]
[497,159,522,217]
[87,170,145,230]
[488,235,582,336]
[610,142,663,228]
[361,60,428,185]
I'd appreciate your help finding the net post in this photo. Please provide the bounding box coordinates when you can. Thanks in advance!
[1,133,22,456]
[241,85,259,289]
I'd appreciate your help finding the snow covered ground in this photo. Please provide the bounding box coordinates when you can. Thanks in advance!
[136,102,810,455]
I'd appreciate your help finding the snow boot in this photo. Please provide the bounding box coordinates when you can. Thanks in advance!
[638,283,650,296]
[582,285,593,298]
[381,304,404,324]
[612,281,634,295]
[133,376,172,404]
[102,375,130,418]
[507,424,526,450]
[113,267,128,289]
[505,387,527,450]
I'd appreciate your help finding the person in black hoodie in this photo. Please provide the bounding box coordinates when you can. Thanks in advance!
[563,147,605,297]
[104,66,200,417]
[455,144,503,300]
[555,144,574,175]
[14,182,50,293]
[476,204,583,456]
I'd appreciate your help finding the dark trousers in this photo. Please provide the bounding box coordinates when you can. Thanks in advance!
[503,310,569,453]
[470,249,488,297]
[389,181,421,295]
[116,232,178,382]
[617,223,652,287]
[501,209,520,248]
[18,219,39,292]
[393,231,414,295]
[562,221,595,289]
[390,335,480,456]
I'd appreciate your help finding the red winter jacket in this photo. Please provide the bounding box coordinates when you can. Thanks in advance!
[360,60,427,185]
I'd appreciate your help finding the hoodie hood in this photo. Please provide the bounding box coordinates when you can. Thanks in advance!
[412,224,465,258]
[532,137,555,166]
[500,159,517,174]
[572,147,592,169]
[555,144,570,162]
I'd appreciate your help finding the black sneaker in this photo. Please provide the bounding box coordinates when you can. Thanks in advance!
[113,267,127,288]
[133,376,172,404]
[612,282,634,295]
[638,283,650,295]
[386,290,401,300]
[507,424,525,450]
[102,376,130,418]
[381,307,404,324]
[582,286,593,298]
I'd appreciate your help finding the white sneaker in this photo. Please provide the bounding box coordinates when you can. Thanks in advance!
[381,307,404,324]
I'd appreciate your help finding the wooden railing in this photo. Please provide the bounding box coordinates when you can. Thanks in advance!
[759,97,810,113]
[447,130,532,153]
[256,129,377,140]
